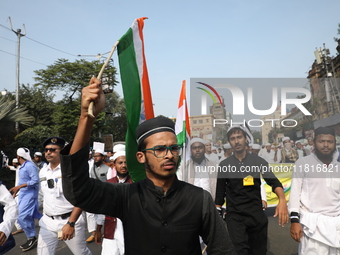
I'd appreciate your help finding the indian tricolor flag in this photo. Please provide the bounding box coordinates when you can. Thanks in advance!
[117,17,154,182]
[175,80,191,162]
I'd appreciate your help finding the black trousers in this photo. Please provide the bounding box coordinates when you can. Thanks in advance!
[226,211,268,255]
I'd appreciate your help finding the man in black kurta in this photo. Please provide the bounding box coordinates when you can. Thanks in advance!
[215,126,288,255]
[60,77,235,255]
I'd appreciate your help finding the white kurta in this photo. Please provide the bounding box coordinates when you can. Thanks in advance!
[288,151,340,252]
[177,158,218,200]
[0,184,17,239]
[260,150,280,163]
[205,153,220,165]
[288,152,340,216]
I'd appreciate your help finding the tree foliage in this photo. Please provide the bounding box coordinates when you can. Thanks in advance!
[8,125,53,156]
[0,94,34,150]
[34,59,117,100]
[19,84,55,126]
[9,58,126,150]
[334,23,340,42]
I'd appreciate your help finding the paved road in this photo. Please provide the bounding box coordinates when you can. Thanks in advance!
[265,207,298,255]
[6,207,298,254]
[6,219,101,255]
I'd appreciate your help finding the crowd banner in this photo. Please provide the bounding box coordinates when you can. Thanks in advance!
[263,163,294,207]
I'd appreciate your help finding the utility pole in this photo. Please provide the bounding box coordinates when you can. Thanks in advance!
[8,17,26,134]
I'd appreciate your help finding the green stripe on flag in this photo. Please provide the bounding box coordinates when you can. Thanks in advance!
[118,28,146,182]
[176,121,187,145]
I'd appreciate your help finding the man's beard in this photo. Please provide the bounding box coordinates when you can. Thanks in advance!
[191,155,204,164]
[144,158,178,180]
[117,171,129,178]
[314,147,335,163]
[94,160,102,167]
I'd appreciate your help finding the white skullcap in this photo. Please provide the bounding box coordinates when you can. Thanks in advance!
[282,137,290,143]
[271,145,275,148]
[113,144,125,153]
[17,148,32,161]
[112,151,126,162]
[34,152,42,157]
[223,143,232,149]
[252,144,261,150]
[295,140,301,144]
[205,140,212,145]
[190,137,205,146]
[212,146,217,150]
[265,143,271,146]
[94,149,104,155]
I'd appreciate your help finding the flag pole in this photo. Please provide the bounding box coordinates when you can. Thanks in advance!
[182,97,187,182]
[88,40,120,118]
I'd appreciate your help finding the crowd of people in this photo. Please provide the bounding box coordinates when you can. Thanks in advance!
[0,77,339,255]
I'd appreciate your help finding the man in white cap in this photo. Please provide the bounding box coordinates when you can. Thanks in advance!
[289,127,340,254]
[106,144,126,180]
[86,148,111,243]
[38,136,91,255]
[304,137,314,155]
[281,137,299,163]
[33,152,46,171]
[217,147,224,159]
[95,150,132,255]
[251,144,261,156]
[260,143,280,163]
[219,143,233,162]
[9,148,42,252]
[178,137,218,199]
[295,141,307,158]
[204,141,219,165]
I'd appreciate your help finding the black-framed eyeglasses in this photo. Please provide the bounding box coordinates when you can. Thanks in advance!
[142,145,183,158]
[44,148,58,153]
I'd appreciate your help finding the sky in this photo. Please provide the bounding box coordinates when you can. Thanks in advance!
[1,0,340,120]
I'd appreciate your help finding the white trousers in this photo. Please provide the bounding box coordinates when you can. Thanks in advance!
[14,196,22,230]
[102,238,124,255]
[86,212,96,233]
[300,235,340,255]
[37,213,91,255]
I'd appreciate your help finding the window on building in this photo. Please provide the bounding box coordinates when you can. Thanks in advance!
[193,120,197,124]
[199,120,203,124]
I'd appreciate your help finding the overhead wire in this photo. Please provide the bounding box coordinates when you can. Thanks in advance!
[0,23,80,60]
[0,49,47,66]
[25,36,78,57]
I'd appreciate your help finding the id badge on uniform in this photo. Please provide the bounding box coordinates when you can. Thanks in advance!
[243,175,254,186]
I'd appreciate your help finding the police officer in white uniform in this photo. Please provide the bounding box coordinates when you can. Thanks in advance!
[0,182,18,254]
[38,136,91,255]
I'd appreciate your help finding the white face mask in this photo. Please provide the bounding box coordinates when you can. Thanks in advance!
[284,142,292,150]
